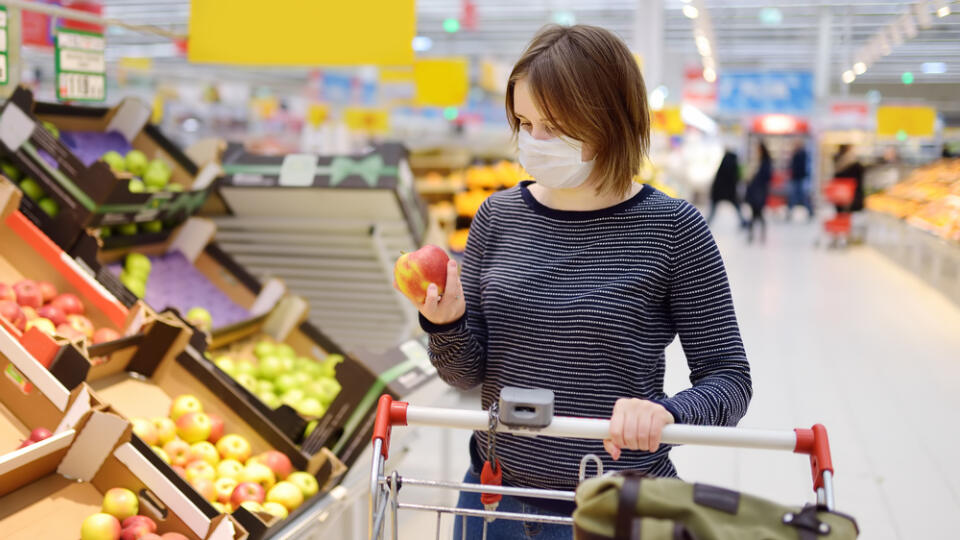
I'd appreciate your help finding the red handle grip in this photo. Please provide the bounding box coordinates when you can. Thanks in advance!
[372,394,409,459]
[794,424,834,492]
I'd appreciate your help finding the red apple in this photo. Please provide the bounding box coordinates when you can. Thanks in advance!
[81,512,121,540]
[241,462,276,491]
[120,516,156,540]
[0,300,26,331]
[184,460,216,483]
[256,450,293,480]
[190,477,217,502]
[0,282,15,302]
[214,477,239,503]
[187,441,220,466]
[121,516,156,533]
[56,322,87,342]
[176,412,212,443]
[13,280,42,308]
[131,418,159,445]
[29,427,53,441]
[37,281,57,303]
[171,465,186,478]
[93,327,121,344]
[37,304,67,326]
[206,413,224,443]
[393,245,450,304]
[51,292,84,315]
[18,439,34,449]
[25,317,57,336]
[163,439,191,467]
[102,487,139,520]
[67,313,95,339]
[151,417,177,445]
[230,482,266,507]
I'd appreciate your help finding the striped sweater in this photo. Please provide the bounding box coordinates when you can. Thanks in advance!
[421,181,752,493]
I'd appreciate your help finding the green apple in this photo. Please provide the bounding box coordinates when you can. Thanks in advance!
[124,252,151,274]
[144,165,170,190]
[273,373,299,394]
[147,158,171,175]
[127,178,146,193]
[236,373,258,392]
[1,161,22,181]
[280,356,295,373]
[167,182,185,192]
[274,343,296,359]
[120,274,146,298]
[292,371,312,389]
[169,394,203,421]
[253,341,275,359]
[19,178,44,201]
[287,471,319,498]
[306,378,341,405]
[41,121,59,139]
[303,420,318,438]
[266,481,303,511]
[254,380,275,395]
[117,223,139,236]
[257,356,284,380]
[319,354,345,378]
[234,361,257,377]
[126,150,149,175]
[295,397,325,418]
[102,151,126,173]
[257,391,281,409]
[99,226,112,238]
[214,356,237,376]
[141,220,163,233]
[37,197,59,217]
[186,306,213,332]
[280,389,305,408]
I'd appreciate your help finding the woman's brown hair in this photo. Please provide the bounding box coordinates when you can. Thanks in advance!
[506,25,650,197]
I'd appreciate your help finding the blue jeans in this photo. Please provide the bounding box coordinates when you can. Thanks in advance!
[451,467,573,540]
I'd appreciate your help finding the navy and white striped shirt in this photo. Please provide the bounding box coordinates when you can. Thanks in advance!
[421,181,752,493]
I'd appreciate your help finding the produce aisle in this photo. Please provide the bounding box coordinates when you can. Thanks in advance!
[395,214,960,540]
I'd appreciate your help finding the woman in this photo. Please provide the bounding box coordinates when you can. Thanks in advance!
[707,147,747,227]
[398,25,752,539]
[745,142,772,243]
[834,144,865,212]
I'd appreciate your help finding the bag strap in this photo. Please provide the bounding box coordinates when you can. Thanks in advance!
[615,475,643,540]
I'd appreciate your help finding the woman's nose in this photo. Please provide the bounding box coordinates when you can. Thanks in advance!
[530,125,553,141]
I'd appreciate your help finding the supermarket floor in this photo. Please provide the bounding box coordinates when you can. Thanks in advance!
[391,207,960,540]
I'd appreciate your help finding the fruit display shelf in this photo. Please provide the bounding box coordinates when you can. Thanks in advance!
[0,87,221,249]
[213,142,426,353]
[0,409,246,540]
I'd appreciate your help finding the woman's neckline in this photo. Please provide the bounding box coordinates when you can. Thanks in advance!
[519,181,653,221]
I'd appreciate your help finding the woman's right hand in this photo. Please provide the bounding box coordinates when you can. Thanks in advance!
[395,259,466,325]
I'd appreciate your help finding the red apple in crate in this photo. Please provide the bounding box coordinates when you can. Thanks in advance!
[37,281,57,303]
[214,477,239,504]
[151,417,177,445]
[51,292,84,315]
[230,482,266,507]
[241,462,276,491]
[215,434,251,462]
[56,323,86,342]
[206,413,224,443]
[13,280,42,308]
[184,460,216,483]
[93,327,121,344]
[0,300,26,331]
[120,515,156,540]
[0,282,15,302]
[25,317,56,336]
[36,304,66,326]
[176,412,212,443]
[102,487,139,520]
[257,450,293,480]
[67,314,95,339]
[29,427,53,441]
[169,394,203,421]
[121,516,156,533]
[187,441,220,466]
[393,245,450,304]
[163,439,191,467]
[81,512,121,540]
[131,418,159,445]
[190,477,217,502]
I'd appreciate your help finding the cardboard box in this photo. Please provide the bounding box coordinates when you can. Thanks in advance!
[0,86,221,247]
[69,217,285,333]
[0,409,246,540]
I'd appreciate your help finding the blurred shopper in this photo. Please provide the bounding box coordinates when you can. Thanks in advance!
[745,142,772,243]
[787,140,813,221]
[833,144,864,212]
[397,25,752,540]
[707,149,747,227]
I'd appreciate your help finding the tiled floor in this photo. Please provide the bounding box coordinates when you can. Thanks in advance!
[388,208,960,539]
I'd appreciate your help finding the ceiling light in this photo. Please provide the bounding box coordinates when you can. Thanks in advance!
[853,62,867,75]
[922,62,946,74]
[938,6,951,17]
[411,36,433,52]
[683,5,699,19]
[443,18,460,33]
[902,71,914,84]
[552,10,576,27]
[649,86,668,111]
[758,7,782,25]
[842,70,856,84]
[703,67,716,82]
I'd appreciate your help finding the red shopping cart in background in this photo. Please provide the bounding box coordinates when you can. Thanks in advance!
[369,389,846,540]
[821,178,857,247]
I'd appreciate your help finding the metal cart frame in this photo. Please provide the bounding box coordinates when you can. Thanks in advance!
[369,394,836,540]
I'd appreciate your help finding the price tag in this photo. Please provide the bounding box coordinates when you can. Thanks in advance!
[56,28,106,102]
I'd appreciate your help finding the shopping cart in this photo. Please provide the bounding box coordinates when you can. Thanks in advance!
[820,177,857,247]
[369,390,839,540]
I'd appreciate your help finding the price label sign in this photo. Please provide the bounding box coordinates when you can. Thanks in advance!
[0,7,8,85]
[56,28,106,101]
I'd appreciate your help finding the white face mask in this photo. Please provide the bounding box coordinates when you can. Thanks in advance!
[517,129,595,189]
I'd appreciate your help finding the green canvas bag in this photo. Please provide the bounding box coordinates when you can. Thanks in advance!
[573,472,858,540]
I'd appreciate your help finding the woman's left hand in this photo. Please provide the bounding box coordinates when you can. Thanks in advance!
[604,398,675,461]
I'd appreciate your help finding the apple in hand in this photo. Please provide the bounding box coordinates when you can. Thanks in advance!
[187,441,220,466]
[287,471,319,498]
[81,513,121,540]
[25,317,56,336]
[214,477,238,504]
[131,418,159,445]
[151,417,177,445]
[163,439,191,467]
[13,280,43,308]
[206,413,224,443]
[266,481,304,511]
[93,327,121,344]
[262,501,289,520]
[184,460,216,483]
[37,304,66,326]
[67,313,95,339]
[216,459,244,481]
[241,462,276,491]
[256,450,293,480]
[102,487,139,520]
[51,292,85,315]
[216,434,251,462]
[393,244,450,304]
[0,300,26,331]
[37,281,57,303]
[169,394,203,421]
[230,482,266,507]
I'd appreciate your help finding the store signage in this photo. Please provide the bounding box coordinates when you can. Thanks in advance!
[683,66,717,113]
[717,71,814,114]
[876,105,936,137]
[0,7,8,85]
[55,29,106,102]
[414,57,469,107]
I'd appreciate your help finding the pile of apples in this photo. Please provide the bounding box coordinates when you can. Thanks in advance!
[15,427,52,449]
[212,339,342,420]
[0,280,120,356]
[1,159,60,218]
[133,394,319,520]
[80,487,187,540]
[101,150,180,195]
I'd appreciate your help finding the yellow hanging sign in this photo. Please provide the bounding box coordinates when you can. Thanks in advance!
[876,106,936,137]
[188,0,415,66]
[344,107,390,134]
[414,58,469,107]
[652,107,684,135]
[308,103,330,127]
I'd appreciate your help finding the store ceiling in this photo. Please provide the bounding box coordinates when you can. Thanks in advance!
[53,1,960,95]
